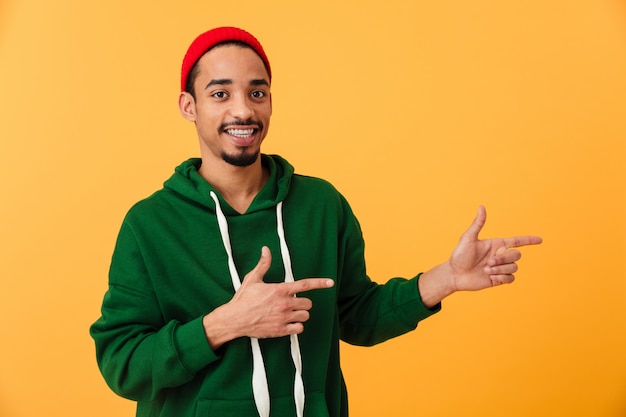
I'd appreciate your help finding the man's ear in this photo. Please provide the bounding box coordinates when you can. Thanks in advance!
[178,92,197,122]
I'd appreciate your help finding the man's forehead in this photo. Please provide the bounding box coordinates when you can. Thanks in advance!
[196,45,270,81]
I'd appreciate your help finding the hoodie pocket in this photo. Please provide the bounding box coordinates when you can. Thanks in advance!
[195,396,292,417]
[195,398,255,416]
[195,392,329,417]
[195,393,328,417]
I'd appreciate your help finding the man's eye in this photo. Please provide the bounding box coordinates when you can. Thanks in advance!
[251,90,266,99]
[212,91,227,99]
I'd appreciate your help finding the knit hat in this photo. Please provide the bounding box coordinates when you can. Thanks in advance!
[180,26,271,91]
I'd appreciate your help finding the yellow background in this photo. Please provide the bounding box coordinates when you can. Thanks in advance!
[1,0,625,416]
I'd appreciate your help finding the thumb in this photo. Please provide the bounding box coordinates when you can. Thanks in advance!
[241,246,272,285]
[461,205,486,242]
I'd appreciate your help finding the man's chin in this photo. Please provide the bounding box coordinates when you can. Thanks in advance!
[221,151,259,167]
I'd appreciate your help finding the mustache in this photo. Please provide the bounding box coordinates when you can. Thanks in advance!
[218,118,264,134]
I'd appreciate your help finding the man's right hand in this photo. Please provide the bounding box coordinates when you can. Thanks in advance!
[202,246,334,350]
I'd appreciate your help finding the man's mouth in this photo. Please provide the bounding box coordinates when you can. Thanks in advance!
[225,128,256,138]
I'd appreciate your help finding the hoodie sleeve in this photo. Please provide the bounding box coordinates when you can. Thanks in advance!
[336,197,441,346]
[89,220,219,402]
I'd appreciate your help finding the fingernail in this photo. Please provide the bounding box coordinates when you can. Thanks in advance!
[326,279,334,287]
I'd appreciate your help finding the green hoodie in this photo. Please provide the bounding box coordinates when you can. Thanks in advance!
[90,155,440,417]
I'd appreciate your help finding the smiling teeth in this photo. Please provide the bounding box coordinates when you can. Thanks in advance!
[227,128,254,138]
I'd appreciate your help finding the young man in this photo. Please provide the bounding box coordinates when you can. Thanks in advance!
[90,26,542,417]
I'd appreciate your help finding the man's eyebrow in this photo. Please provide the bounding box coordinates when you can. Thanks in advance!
[205,79,232,89]
[204,78,269,89]
[250,79,269,87]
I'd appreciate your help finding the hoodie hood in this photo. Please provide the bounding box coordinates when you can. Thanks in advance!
[163,154,295,215]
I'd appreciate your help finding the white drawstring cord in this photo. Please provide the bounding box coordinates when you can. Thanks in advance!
[276,201,305,417]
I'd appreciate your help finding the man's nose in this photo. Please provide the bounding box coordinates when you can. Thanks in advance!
[229,94,254,120]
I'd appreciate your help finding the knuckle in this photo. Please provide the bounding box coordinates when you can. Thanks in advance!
[297,280,311,291]
[268,284,282,295]
[275,299,291,311]
[294,297,312,310]
[269,323,284,336]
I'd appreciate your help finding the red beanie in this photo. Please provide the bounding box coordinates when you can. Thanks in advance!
[180,26,271,91]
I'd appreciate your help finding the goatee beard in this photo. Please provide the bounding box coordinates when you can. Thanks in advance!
[221,150,259,167]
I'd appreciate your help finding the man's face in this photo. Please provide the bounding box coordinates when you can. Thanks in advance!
[187,45,272,167]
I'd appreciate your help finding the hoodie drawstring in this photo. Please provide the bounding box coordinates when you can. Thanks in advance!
[276,201,305,417]
[209,191,305,417]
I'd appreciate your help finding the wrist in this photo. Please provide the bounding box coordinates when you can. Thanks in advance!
[202,304,239,350]
[418,262,457,308]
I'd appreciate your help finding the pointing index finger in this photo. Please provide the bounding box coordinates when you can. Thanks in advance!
[503,235,543,249]
[286,278,334,296]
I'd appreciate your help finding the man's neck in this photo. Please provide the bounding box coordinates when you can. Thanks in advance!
[198,156,268,214]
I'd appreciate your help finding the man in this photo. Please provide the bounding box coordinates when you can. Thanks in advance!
[90,26,542,417]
